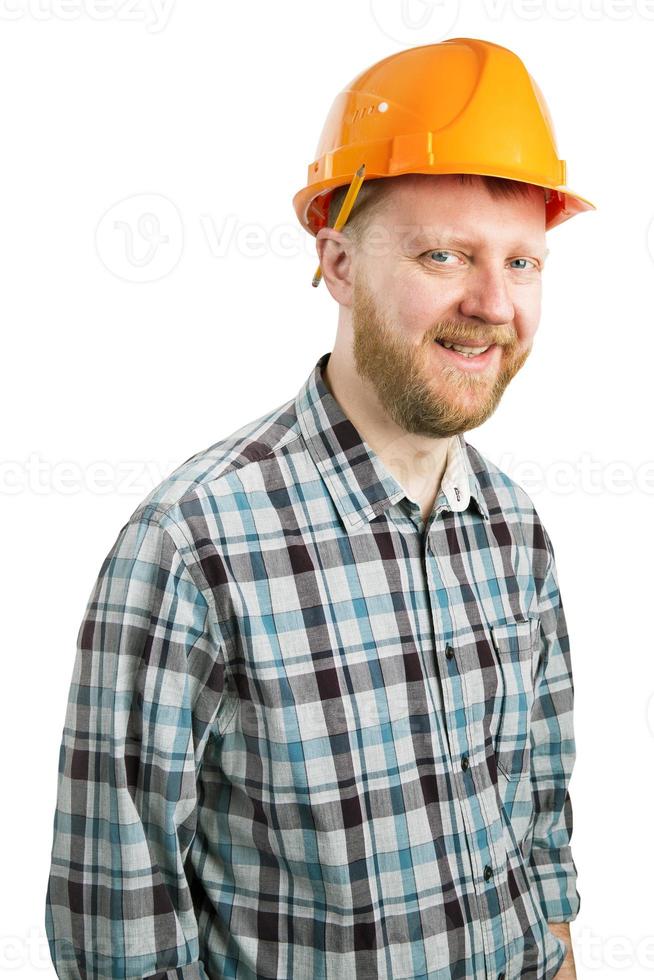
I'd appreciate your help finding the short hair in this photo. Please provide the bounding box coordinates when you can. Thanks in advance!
[326,172,546,247]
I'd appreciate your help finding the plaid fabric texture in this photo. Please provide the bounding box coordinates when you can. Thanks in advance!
[45,351,580,979]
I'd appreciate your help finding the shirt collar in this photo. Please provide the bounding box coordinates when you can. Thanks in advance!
[295,351,490,529]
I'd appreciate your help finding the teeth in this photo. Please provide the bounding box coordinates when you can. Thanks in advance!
[437,340,490,356]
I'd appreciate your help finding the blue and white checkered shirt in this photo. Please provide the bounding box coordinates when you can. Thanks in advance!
[45,351,580,979]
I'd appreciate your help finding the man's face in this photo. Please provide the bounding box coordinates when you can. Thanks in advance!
[349,174,548,438]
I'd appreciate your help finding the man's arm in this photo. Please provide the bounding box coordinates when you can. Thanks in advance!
[548,921,576,976]
[529,523,581,968]
[44,509,225,979]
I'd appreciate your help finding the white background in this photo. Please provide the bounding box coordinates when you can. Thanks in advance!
[2,2,652,976]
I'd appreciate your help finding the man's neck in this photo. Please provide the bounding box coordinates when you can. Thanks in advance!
[322,352,451,520]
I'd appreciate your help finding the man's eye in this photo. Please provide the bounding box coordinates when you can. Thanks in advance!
[426,250,458,264]
[510,258,538,270]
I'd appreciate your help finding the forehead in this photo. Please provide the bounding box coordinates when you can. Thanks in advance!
[377,174,547,251]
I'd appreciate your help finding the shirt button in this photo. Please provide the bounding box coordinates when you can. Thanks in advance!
[483,864,493,881]
[461,755,469,771]
[445,644,455,660]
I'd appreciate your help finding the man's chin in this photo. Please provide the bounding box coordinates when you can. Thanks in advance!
[432,388,506,436]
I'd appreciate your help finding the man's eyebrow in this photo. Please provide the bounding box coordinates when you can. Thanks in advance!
[407,230,549,259]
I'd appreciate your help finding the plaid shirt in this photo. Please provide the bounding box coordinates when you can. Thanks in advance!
[45,351,580,980]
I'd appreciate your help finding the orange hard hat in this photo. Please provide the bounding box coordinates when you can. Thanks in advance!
[292,37,596,237]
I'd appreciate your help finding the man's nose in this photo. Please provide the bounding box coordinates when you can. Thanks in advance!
[457,266,515,326]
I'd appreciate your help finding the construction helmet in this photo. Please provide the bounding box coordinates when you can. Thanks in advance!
[292,37,596,238]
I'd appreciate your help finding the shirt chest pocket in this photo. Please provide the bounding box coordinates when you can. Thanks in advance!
[489,615,540,781]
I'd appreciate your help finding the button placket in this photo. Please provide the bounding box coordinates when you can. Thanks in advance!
[425,532,516,969]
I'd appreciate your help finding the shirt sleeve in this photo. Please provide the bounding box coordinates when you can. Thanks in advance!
[44,509,227,979]
[528,524,581,923]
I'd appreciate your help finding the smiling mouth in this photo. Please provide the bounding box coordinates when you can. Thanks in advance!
[434,339,494,358]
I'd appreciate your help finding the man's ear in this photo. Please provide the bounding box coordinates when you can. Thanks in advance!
[315,227,355,306]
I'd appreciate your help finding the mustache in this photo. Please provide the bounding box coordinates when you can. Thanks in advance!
[429,321,516,347]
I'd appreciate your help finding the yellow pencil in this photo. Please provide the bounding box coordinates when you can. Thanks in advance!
[311,163,366,287]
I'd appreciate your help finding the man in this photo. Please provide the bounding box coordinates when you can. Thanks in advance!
[45,38,594,980]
